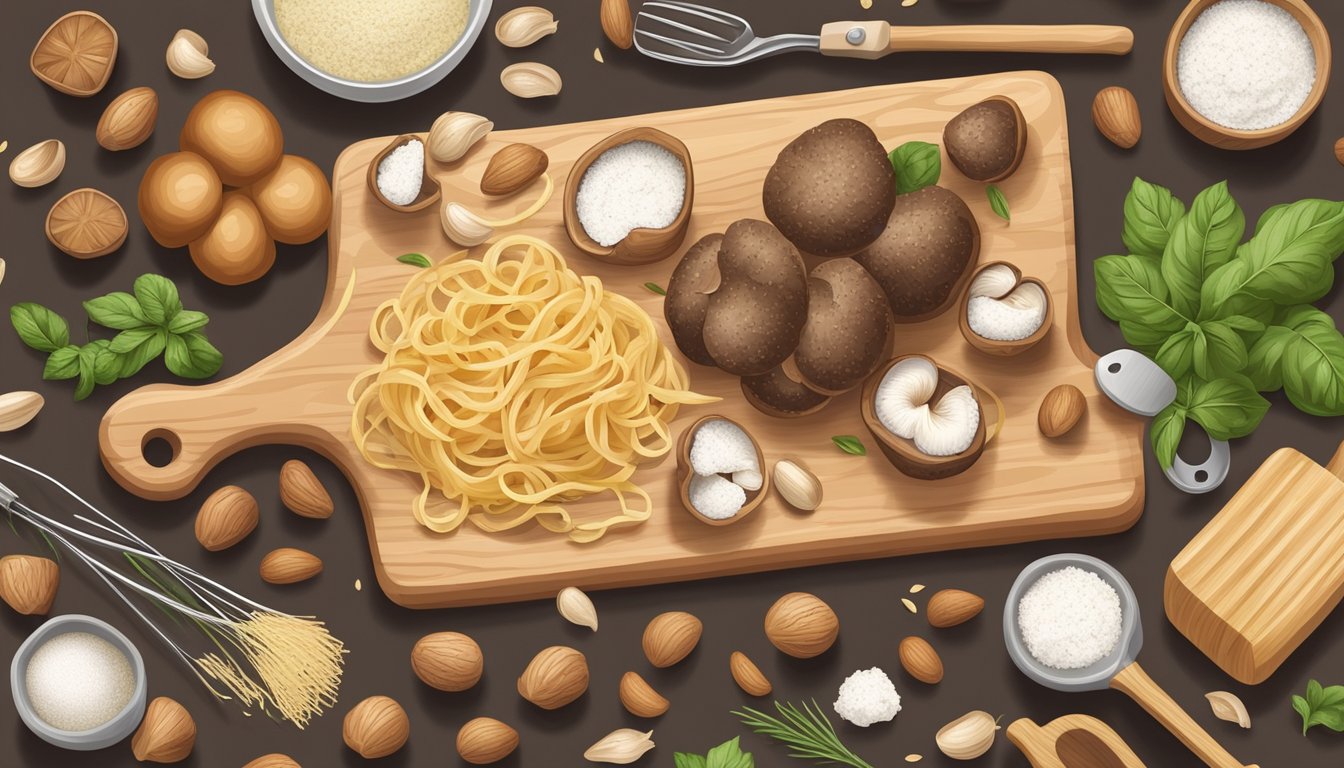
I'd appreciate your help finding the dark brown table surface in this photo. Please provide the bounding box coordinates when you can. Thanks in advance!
[3,1,1343,766]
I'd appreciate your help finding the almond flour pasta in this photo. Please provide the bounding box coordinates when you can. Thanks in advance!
[350,235,714,542]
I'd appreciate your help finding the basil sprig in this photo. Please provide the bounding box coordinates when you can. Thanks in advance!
[11,274,222,401]
[1096,178,1344,468]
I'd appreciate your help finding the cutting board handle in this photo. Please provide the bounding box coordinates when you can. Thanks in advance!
[1110,663,1258,768]
[1326,441,1344,479]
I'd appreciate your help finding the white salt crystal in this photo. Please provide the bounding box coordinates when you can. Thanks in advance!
[26,632,135,732]
[576,140,686,247]
[1018,566,1123,670]
[967,292,1046,341]
[833,667,901,727]
[690,419,759,477]
[377,139,425,206]
[688,472,746,520]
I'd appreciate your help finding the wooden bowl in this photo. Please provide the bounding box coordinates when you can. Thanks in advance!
[1163,0,1331,150]
[676,415,768,526]
[958,261,1053,357]
[367,134,441,213]
[563,127,694,266]
[860,355,987,480]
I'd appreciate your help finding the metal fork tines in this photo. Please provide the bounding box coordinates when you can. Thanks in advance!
[634,1,819,66]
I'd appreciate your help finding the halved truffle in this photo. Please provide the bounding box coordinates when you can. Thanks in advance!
[795,259,891,395]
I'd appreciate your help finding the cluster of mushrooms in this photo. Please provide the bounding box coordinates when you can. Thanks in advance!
[665,98,1051,479]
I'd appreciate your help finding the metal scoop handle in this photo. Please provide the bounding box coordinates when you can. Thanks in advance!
[1110,663,1259,768]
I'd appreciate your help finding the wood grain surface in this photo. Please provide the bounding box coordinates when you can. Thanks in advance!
[98,71,1145,608]
[1007,713,1148,768]
[1165,441,1344,685]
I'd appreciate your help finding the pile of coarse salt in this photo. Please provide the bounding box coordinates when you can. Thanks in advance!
[376,138,425,206]
[576,140,686,247]
[833,667,901,727]
[687,419,760,521]
[26,632,136,732]
[1177,0,1316,131]
[1018,566,1123,670]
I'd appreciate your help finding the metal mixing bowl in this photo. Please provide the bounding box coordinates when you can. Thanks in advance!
[251,0,494,103]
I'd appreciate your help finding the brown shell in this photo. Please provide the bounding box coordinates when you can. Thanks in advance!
[30,11,118,97]
[944,96,1028,182]
[860,355,988,480]
[664,232,723,367]
[368,134,441,213]
[45,188,127,259]
[958,261,1054,357]
[676,415,769,526]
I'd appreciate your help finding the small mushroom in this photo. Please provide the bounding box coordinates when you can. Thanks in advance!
[943,96,1027,183]
[861,355,988,480]
[676,415,768,526]
[959,262,1053,356]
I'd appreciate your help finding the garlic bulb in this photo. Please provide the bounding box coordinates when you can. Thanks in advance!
[500,62,562,98]
[874,357,980,457]
[936,710,999,760]
[556,586,598,631]
[441,203,494,247]
[166,29,214,79]
[427,112,493,164]
[495,6,559,48]
[583,729,655,764]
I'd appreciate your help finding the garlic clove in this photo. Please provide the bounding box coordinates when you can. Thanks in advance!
[1206,690,1251,729]
[583,728,655,764]
[874,357,939,440]
[501,62,562,99]
[968,263,1018,299]
[495,6,559,48]
[935,710,999,760]
[166,30,214,79]
[916,385,981,457]
[441,202,494,246]
[773,459,822,511]
[428,111,493,164]
[9,139,65,188]
[556,586,599,631]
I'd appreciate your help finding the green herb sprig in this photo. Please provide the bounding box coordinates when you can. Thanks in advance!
[987,184,1011,221]
[11,274,222,400]
[831,435,866,456]
[397,252,430,268]
[888,141,941,195]
[733,701,873,768]
[674,736,754,768]
[1096,178,1344,468]
[1294,680,1344,736]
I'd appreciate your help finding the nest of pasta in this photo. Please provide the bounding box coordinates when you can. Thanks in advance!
[350,235,714,542]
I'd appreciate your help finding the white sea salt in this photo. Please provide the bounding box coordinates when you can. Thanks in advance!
[967,289,1047,341]
[377,139,425,206]
[690,419,758,476]
[1018,566,1123,670]
[833,667,901,727]
[576,140,686,247]
[26,632,135,732]
[1177,0,1316,131]
[688,473,747,520]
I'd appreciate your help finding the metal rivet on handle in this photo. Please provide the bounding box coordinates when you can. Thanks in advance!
[846,27,866,45]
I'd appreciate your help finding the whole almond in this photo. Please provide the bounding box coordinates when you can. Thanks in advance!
[927,589,985,629]
[344,696,409,759]
[194,485,259,551]
[1092,86,1141,149]
[517,645,589,709]
[729,651,772,697]
[764,592,839,659]
[1039,384,1086,438]
[243,755,301,768]
[0,555,59,615]
[259,547,322,584]
[600,0,635,49]
[411,631,483,692]
[1335,137,1344,167]
[642,611,702,668]
[619,671,670,718]
[480,143,548,196]
[96,86,158,151]
[131,696,196,763]
[457,717,519,764]
[898,636,944,684]
[0,391,44,431]
[279,459,334,519]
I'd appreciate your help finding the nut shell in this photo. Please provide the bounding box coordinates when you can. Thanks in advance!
[243,755,300,768]
[188,191,275,286]
[194,485,259,551]
[642,611,703,667]
[180,90,284,186]
[1092,86,1142,149]
[1039,384,1087,438]
[619,672,670,718]
[96,87,158,151]
[46,188,128,259]
[0,555,59,615]
[480,143,548,196]
[138,151,223,248]
[30,11,118,96]
[131,696,196,763]
[517,646,589,709]
[457,717,519,765]
[729,651,772,697]
[259,547,323,584]
[411,631,484,692]
[764,592,838,658]
[343,696,410,759]
[279,459,334,518]
[926,589,985,629]
[898,636,944,684]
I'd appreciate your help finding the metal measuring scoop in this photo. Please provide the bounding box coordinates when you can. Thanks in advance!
[1004,554,1259,768]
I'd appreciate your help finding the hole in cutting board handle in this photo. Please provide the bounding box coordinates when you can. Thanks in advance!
[142,429,180,469]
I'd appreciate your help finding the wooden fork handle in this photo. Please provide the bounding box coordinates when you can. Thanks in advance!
[820,22,1133,59]
[1110,663,1259,768]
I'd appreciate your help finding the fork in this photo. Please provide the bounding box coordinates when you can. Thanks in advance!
[634,1,1133,66]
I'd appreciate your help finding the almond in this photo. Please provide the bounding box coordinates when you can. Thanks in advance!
[926,589,985,629]
[600,0,635,49]
[96,86,158,151]
[1335,137,1344,167]
[642,611,702,668]
[457,717,519,765]
[898,636,944,684]
[480,143,548,197]
[343,695,409,759]
[729,651,772,697]
[243,755,301,768]
[194,485,259,551]
[764,592,839,659]
[0,391,44,432]
[279,459,333,519]
[131,696,196,763]
[1092,86,1141,149]
[517,645,589,709]
[1038,384,1086,438]
[0,555,59,615]
[259,547,323,584]
[619,671,670,718]
[411,631,483,692]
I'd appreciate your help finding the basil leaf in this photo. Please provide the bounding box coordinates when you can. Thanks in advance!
[1150,403,1186,470]
[1277,306,1344,416]
[1122,177,1186,259]
[397,253,430,268]
[133,274,183,325]
[164,331,222,379]
[1185,374,1269,441]
[888,141,941,195]
[74,355,96,401]
[1246,323,1295,391]
[42,345,82,381]
[674,755,709,768]
[11,303,70,352]
[83,292,149,330]
[1197,319,1250,380]
[167,309,209,335]
[704,737,753,768]
[1200,199,1344,319]
[987,184,1010,222]
[831,435,866,456]
[111,327,168,378]
[87,340,122,386]
[1160,181,1244,318]
[1094,255,1189,333]
[644,282,667,296]
[1155,323,1200,380]
[1296,680,1344,735]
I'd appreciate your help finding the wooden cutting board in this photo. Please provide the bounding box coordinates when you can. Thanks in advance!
[1165,442,1344,684]
[99,72,1145,608]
